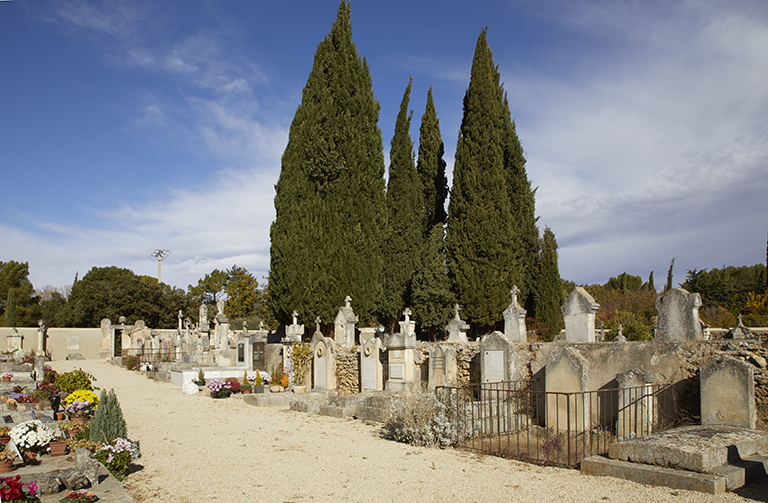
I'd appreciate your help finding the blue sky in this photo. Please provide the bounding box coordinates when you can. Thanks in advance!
[1,0,767,294]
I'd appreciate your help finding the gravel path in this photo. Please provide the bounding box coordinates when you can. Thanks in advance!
[49,360,767,503]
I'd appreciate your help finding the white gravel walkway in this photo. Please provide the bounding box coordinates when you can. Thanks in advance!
[49,360,768,503]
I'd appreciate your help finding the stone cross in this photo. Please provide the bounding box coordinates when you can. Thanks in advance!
[259,321,264,330]
[178,310,183,331]
[403,308,411,323]
[315,316,322,333]
[292,310,298,325]
[510,286,520,304]
[454,303,461,320]
[345,295,352,308]
[217,299,225,315]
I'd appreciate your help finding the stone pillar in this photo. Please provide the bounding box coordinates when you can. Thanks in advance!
[561,287,600,342]
[37,320,45,356]
[615,368,656,440]
[100,318,112,359]
[383,332,416,391]
[654,288,703,341]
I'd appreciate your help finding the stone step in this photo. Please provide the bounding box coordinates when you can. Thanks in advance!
[581,453,768,494]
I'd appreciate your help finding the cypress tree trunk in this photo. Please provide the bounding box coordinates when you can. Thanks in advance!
[446,30,519,331]
[381,78,424,331]
[269,1,386,325]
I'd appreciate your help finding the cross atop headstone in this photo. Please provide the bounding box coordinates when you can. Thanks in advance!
[315,316,322,334]
[453,303,461,320]
[345,295,352,308]
[403,308,411,323]
[259,321,264,330]
[510,286,520,304]
[292,310,299,325]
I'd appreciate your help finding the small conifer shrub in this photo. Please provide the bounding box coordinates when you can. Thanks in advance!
[89,389,127,443]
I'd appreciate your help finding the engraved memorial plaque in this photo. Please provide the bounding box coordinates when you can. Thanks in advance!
[361,357,376,390]
[390,364,404,380]
[317,355,327,388]
[252,342,266,371]
[484,350,504,383]
[67,337,80,351]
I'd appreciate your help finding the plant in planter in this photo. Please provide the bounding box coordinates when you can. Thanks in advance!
[224,378,241,394]
[10,421,56,457]
[64,400,95,421]
[66,439,99,453]
[196,369,206,386]
[270,365,286,391]
[0,475,39,502]
[94,437,138,481]
[0,426,11,443]
[64,390,100,408]
[291,342,313,388]
[89,389,127,443]
[2,372,13,382]
[48,436,68,457]
[206,379,232,399]
[60,489,98,502]
[0,448,17,473]
[0,397,18,410]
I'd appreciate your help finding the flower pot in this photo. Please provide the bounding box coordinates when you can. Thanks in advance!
[65,429,78,439]
[54,412,66,421]
[0,436,10,445]
[49,440,67,457]
[270,385,283,393]
[2,377,9,382]
[242,390,251,395]
[0,460,14,473]
[253,385,266,394]
[293,386,307,394]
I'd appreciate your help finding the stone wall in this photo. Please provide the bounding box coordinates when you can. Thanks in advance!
[336,346,359,395]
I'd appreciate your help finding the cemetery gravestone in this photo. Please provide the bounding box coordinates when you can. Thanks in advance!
[312,332,336,391]
[561,287,600,342]
[545,347,592,431]
[428,345,457,389]
[700,356,756,429]
[654,288,703,341]
[445,304,470,344]
[334,296,358,347]
[383,332,416,391]
[615,368,656,440]
[503,287,527,342]
[360,337,383,391]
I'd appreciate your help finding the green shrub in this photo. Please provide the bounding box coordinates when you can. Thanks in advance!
[89,389,127,443]
[54,368,98,394]
[384,391,463,448]
[291,342,313,386]
[123,355,140,371]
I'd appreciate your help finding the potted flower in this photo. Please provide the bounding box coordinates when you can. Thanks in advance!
[0,448,17,473]
[0,475,38,501]
[206,379,232,399]
[58,421,81,439]
[0,426,11,444]
[241,371,252,394]
[64,400,94,424]
[60,489,98,502]
[94,438,138,481]
[270,365,286,392]
[2,372,13,382]
[10,420,55,459]
[195,369,206,386]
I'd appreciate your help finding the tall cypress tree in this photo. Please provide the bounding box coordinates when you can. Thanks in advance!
[536,226,563,340]
[4,289,16,327]
[416,86,448,233]
[446,30,519,330]
[269,1,386,325]
[412,224,454,339]
[380,78,424,331]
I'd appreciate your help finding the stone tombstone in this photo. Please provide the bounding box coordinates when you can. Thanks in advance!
[445,304,470,344]
[358,327,377,345]
[480,331,511,384]
[252,340,266,372]
[34,356,45,382]
[654,288,703,341]
[615,368,656,440]
[36,319,45,355]
[6,328,23,353]
[700,356,756,429]
[561,287,600,342]
[334,296,359,347]
[201,333,210,351]
[360,337,383,391]
[503,286,527,342]
[284,310,305,343]
[236,337,248,366]
[311,332,336,391]
[398,308,416,337]
[100,318,111,358]
[383,332,416,391]
[428,345,457,389]
[545,347,592,431]
[726,315,752,339]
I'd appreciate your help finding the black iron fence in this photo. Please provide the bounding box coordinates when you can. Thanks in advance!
[121,348,175,365]
[435,381,675,467]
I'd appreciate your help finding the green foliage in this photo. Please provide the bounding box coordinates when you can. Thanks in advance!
[534,227,564,340]
[66,266,196,328]
[90,389,127,443]
[269,1,386,325]
[411,225,454,339]
[224,265,265,321]
[54,368,97,394]
[648,271,655,293]
[446,29,534,330]
[0,261,40,327]
[123,355,139,371]
[291,342,313,386]
[665,258,676,292]
[606,273,643,292]
[381,78,424,330]
[416,85,448,233]
[187,269,228,306]
[197,368,205,383]
[605,310,654,341]
[682,264,767,311]
[95,438,134,480]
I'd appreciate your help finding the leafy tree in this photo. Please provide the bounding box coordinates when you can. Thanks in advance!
[682,263,767,322]
[224,265,264,320]
[411,224,454,339]
[380,78,424,331]
[187,269,228,305]
[534,227,564,340]
[269,1,386,325]
[416,85,448,233]
[0,261,40,327]
[446,30,520,331]
[606,273,643,292]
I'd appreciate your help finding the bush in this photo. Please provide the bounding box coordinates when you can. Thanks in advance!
[291,342,313,386]
[384,391,462,448]
[95,438,137,480]
[123,355,140,371]
[64,390,100,406]
[90,389,127,443]
[225,378,241,393]
[55,369,97,394]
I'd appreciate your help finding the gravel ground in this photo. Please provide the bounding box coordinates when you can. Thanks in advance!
[49,360,768,503]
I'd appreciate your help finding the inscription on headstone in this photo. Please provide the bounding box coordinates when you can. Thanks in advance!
[317,356,327,388]
[390,364,404,380]
[361,358,376,390]
[67,337,80,351]
[252,342,266,371]
[484,351,504,382]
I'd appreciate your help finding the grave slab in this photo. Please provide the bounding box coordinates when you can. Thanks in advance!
[608,425,768,473]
